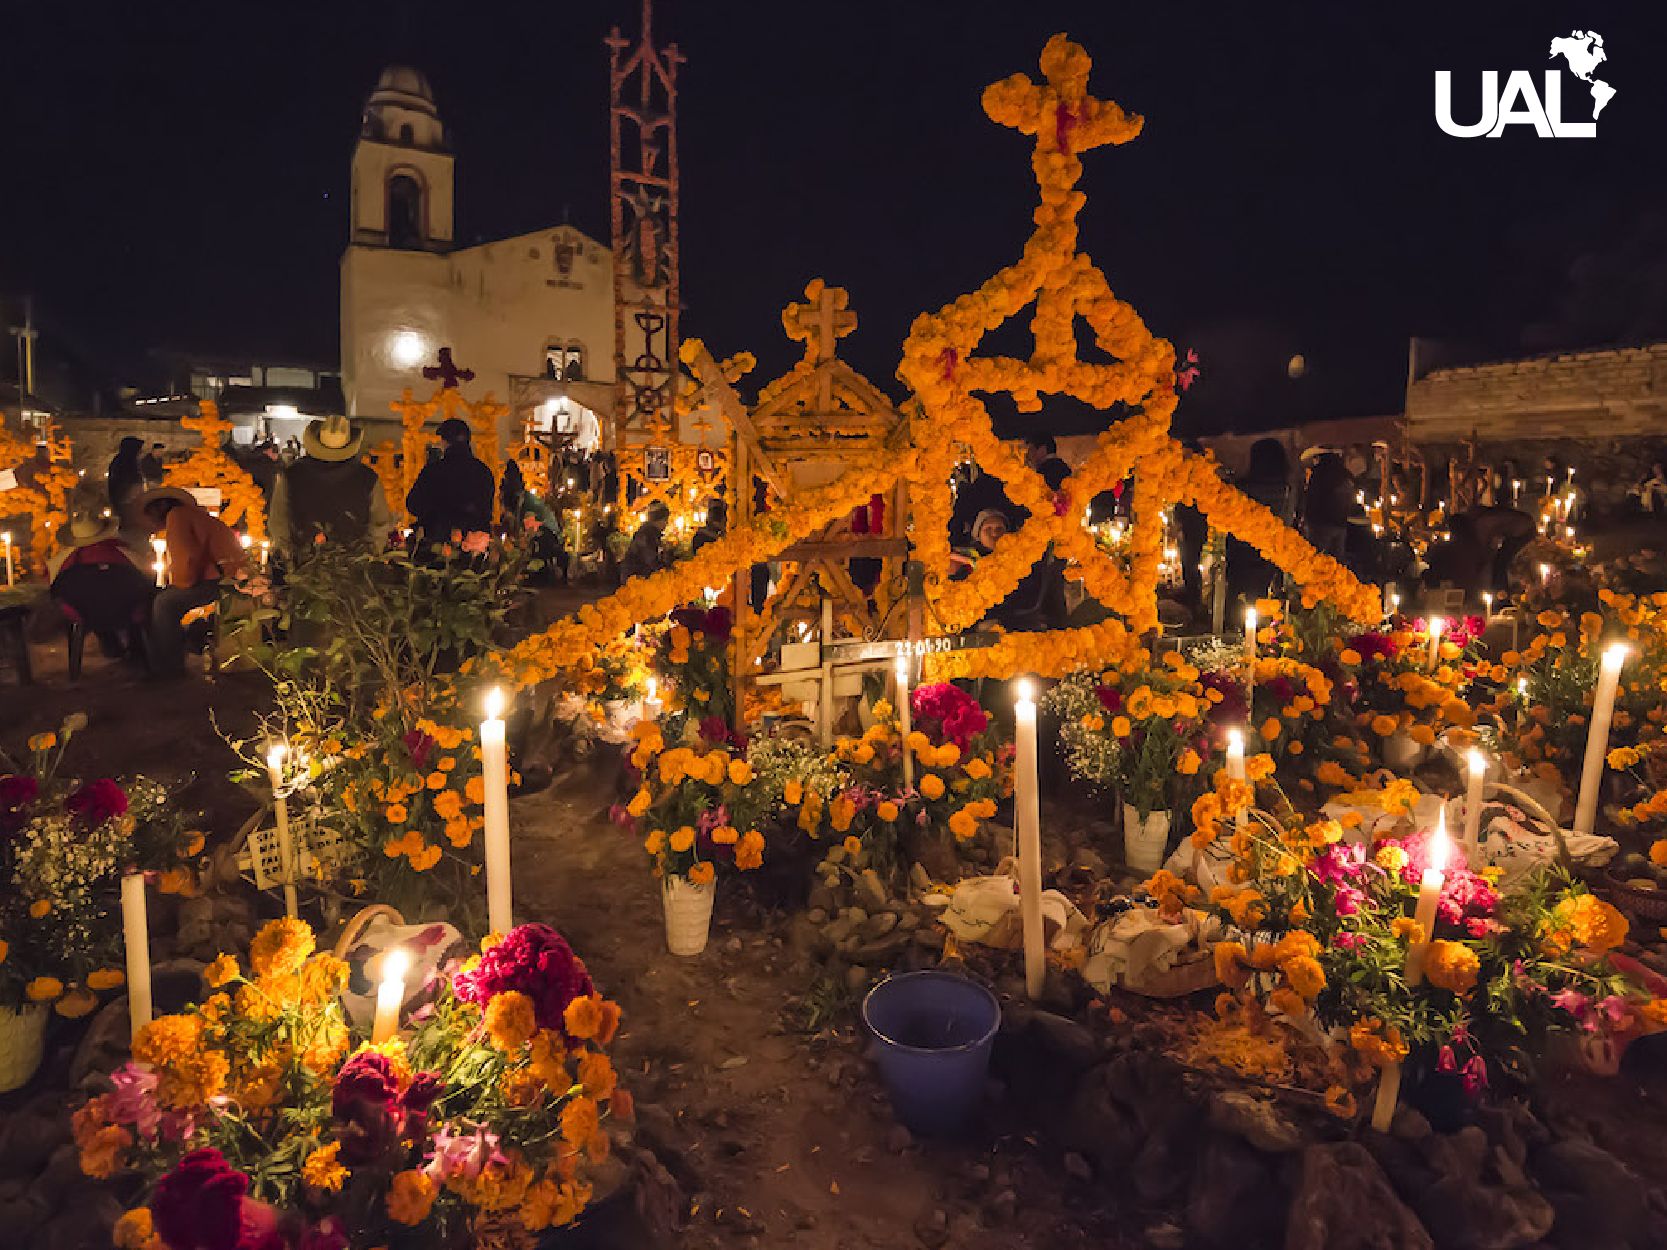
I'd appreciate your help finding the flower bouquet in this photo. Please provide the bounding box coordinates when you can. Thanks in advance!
[83,918,628,1250]
[1190,773,1667,1122]
[0,719,182,1087]
[624,722,769,955]
[1044,653,1212,870]
[1338,614,1481,771]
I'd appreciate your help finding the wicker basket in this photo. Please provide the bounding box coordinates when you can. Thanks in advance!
[0,1003,48,1093]
[662,877,715,956]
[1590,874,1667,924]
[235,804,347,892]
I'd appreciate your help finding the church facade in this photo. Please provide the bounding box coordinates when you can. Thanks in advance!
[339,66,611,449]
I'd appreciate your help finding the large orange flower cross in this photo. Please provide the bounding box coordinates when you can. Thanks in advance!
[898,35,1378,677]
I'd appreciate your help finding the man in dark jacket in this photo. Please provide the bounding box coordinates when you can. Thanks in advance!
[620,500,671,581]
[406,418,494,546]
[269,416,393,557]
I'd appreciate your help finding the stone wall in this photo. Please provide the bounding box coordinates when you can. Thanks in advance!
[1406,343,1667,442]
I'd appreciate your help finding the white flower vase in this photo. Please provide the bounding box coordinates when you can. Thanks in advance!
[1122,805,1172,875]
[1382,729,1425,773]
[0,1003,48,1093]
[662,876,716,956]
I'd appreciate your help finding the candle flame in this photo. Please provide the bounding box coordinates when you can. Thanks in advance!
[1428,809,1451,875]
[1226,727,1244,754]
[1428,616,1445,639]
[1014,678,1034,705]
[265,743,287,769]
[485,687,505,720]
[1244,607,1258,631]
[1602,642,1629,672]
[380,948,410,987]
[1467,748,1486,778]
[645,676,658,701]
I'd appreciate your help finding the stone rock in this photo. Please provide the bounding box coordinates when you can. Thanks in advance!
[1144,1223,1186,1250]
[865,911,899,938]
[843,964,871,993]
[984,1188,1018,1225]
[1533,1138,1661,1250]
[42,1189,122,1250]
[1062,1151,1092,1182]
[909,862,933,892]
[70,999,133,1090]
[823,916,858,947]
[1287,1143,1432,1250]
[915,1207,950,1249]
[1413,1174,1553,1250]
[847,932,909,965]
[1060,1061,1142,1172]
[886,1125,913,1154]
[807,884,837,914]
[1185,1132,1283,1250]
[1131,1100,1206,1204]
[1391,1107,1433,1141]
[1071,847,1110,877]
[632,1104,702,1195]
[0,1093,71,1176]
[1208,1089,1305,1153]
[33,1142,84,1204]
[1026,1011,1100,1074]
[0,1182,50,1243]
[911,927,945,952]
[855,869,890,913]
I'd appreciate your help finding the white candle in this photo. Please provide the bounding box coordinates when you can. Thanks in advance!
[896,655,915,789]
[371,948,409,1043]
[1511,479,1521,506]
[1225,727,1246,781]
[1406,809,1450,987]
[481,687,514,934]
[1539,563,1552,586]
[1388,590,1400,618]
[1574,644,1628,835]
[1462,749,1487,858]
[1243,607,1258,700]
[265,744,298,917]
[1481,592,1493,622]
[259,539,270,569]
[120,872,152,1040]
[642,675,663,722]
[1426,616,1444,671]
[2,531,12,587]
[1013,681,1045,1001]
[151,537,167,588]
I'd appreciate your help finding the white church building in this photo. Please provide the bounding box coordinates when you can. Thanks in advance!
[339,66,609,450]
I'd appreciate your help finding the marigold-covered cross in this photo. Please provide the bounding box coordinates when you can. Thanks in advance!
[783,279,856,366]
[422,347,476,390]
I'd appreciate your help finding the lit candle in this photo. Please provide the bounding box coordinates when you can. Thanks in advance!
[259,539,270,569]
[896,655,915,789]
[1482,591,1493,622]
[371,948,409,1044]
[239,533,252,554]
[643,675,663,722]
[1573,644,1628,835]
[120,872,152,1040]
[2,531,11,587]
[1388,590,1401,618]
[1511,479,1522,506]
[1226,727,1248,832]
[1462,749,1487,858]
[481,687,514,934]
[1244,607,1258,695]
[1406,809,1451,988]
[1538,563,1552,586]
[1013,680,1044,1000]
[151,537,167,588]
[1427,616,1444,671]
[265,744,298,918]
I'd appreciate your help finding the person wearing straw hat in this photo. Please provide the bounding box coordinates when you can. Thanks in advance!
[268,415,393,559]
[138,485,246,678]
[48,510,150,665]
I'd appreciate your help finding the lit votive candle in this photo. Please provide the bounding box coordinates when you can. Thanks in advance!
[371,948,410,1043]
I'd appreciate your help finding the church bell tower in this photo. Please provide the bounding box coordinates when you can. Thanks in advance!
[349,65,454,251]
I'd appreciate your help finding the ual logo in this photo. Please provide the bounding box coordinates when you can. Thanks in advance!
[1436,30,1616,138]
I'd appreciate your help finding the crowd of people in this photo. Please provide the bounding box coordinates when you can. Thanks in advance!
[20,414,1667,683]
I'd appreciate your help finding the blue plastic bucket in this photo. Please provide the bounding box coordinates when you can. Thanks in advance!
[862,971,1001,1135]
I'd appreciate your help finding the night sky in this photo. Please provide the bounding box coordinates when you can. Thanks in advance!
[3,1,1664,432]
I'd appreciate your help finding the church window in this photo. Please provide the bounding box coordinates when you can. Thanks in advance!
[544,341,585,381]
[387,174,424,248]
[399,122,415,145]
[564,343,585,381]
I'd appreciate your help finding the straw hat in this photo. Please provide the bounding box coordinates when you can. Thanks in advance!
[302,415,364,462]
[61,511,119,548]
[135,485,196,512]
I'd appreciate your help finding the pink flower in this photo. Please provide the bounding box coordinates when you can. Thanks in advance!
[425,1123,504,1183]
[461,530,491,555]
[522,513,542,533]
[1335,932,1367,950]
[107,1063,164,1140]
[1461,1055,1489,1096]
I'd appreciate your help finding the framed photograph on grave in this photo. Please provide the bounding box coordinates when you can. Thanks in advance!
[644,446,672,482]
[696,449,715,472]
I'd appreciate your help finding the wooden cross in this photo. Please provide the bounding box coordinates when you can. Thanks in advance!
[422,347,475,389]
[784,283,855,367]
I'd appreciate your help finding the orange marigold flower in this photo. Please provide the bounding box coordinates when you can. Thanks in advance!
[303,1141,348,1192]
[386,1169,438,1225]
[486,991,539,1052]
[1423,940,1479,996]
[688,861,715,886]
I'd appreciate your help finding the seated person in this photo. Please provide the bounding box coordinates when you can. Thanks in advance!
[49,512,150,661]
[138,486,246,678]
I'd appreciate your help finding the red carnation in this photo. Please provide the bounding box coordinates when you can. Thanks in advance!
[451,923,595,1037]
[152,1148,280,1250]
[66,778,127,827]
